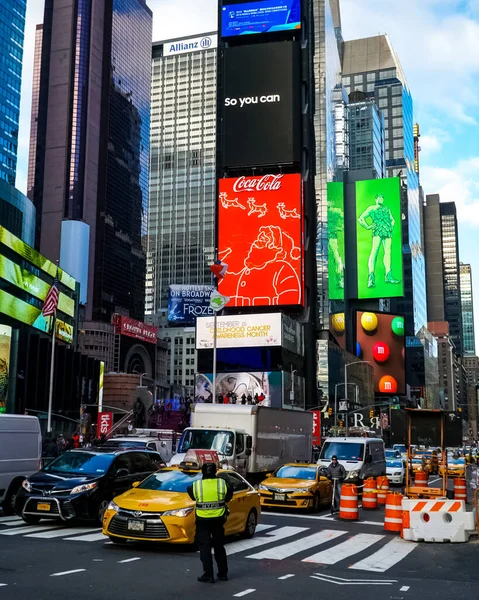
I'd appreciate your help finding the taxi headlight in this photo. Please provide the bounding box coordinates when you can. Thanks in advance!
[293,488,313,494]
[259,484,268,491]
[107,501,119,511]
[71,482,98,495]
[163,507,195,518]
[22,479,32,492]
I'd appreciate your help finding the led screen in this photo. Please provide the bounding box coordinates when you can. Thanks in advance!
[327,182,345,301]
[221,0,300,37]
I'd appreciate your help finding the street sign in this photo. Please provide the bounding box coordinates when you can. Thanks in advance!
[339,401,348,411]
[209,291,230,312]
[97,411,113,436]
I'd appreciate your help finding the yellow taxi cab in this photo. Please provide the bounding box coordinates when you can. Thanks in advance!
[439,455,466,478]
[259,462,332,512]
[102,450,260,545]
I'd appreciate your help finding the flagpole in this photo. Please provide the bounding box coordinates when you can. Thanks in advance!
[212,311,217,404]
[46,310,56,433]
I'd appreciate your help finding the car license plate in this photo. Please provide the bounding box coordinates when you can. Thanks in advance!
[273,493,286,502]
[37,502,51,511]
[127,519,145,532]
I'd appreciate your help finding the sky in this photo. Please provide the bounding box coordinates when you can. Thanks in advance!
[19,0,479,348]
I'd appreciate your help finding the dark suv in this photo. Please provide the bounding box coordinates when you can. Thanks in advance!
[15,448,163,525]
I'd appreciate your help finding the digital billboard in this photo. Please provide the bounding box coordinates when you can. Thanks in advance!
[217,174,303,307]
[0,325,12,413]
[112,314,158,345]
[196,313,283,350]
[222,41,301,168]
[327,182,345,301]
[168,285,215,325]
[356,178,403,299]
[355,311,405,395]
[221,0,301,37]
[195,371,282,406]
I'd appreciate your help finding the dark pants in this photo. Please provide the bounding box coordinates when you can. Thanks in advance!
[195,517,228,577]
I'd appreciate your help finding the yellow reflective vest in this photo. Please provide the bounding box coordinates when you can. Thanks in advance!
[192,477,227,519]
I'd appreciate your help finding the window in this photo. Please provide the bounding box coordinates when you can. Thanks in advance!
[218,471,249,492]
[235,434,245,455]
[354,75,363,84]
[130,452,157,474]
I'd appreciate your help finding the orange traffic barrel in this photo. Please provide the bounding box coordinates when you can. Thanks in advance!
[454,478,467,502]
[414,470,428,488]
[377,476,389,505]
[362,478,378,510]
[339,484,359,520]
[384,491,403,532]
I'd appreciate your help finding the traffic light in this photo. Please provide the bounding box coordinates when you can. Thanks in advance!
[369,410,374,419]
[339,420,344,428]
[328,407,333,416]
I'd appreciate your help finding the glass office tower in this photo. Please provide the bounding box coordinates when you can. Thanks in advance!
[460,263,475,356]
[0,0,26,185]
[347,100,386,177]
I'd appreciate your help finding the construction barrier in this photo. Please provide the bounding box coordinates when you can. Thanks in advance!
[339,484,359,521]
[377,475,389,505]
[401,498,475,543]
[414,470,428,488]
[362,478,378,510]
[384,491,403,532]
[454,478,467,502]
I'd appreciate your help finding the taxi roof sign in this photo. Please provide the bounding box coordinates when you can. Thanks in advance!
[180,449,221,470]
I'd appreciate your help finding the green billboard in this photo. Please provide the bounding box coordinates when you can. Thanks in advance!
[327,182,345,301]
[356,178,403,300]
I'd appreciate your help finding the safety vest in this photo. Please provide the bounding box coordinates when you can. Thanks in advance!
[192,477,227,519]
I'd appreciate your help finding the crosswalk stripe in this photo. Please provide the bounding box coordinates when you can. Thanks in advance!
[226,526,308,556]
[349,537,417,572]
[0,516,25,523]
[247,529,347,560]
[26,527,98,539]
[302,533,384,565]
[2,519,26,527]
[69,532,106,542]
[0,524,61,536]
[255,524,275,533]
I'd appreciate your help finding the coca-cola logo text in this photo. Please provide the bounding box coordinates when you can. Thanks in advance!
[233,175,283,193]
[225,94,280,108]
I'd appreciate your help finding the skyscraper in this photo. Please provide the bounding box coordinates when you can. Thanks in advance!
[146,34,217,318]
[27,24,43,201]
[31,0,152,322]
[0,0,26,185]
[460,263,475,356]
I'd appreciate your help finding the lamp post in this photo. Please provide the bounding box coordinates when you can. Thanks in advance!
[345,361,372,436]
[335,383,359,436]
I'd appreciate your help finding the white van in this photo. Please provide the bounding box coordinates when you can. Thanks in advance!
[0,415,42,514]
[317,437,386,484]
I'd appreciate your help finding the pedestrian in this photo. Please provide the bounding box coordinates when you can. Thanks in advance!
[325,455,346,512]
[187,462,233,583]
[71,431,80,449]
[241,394,246,405]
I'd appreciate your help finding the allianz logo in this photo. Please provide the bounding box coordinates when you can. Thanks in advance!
[168,37,212,53]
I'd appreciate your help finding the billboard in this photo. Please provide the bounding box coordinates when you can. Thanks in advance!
[221,0,301,37]
[356,178,403,299]
[0,325,12,413]
[196,313,282,349]
[222,41,301,168]
[217,174,303,307]
[355,311,405,395]
[195,371,282,406]
[168,285,215,325]
[163,34,217,56]
[112,314,158,345]
[327,182,345,301]
[97,412,113,436]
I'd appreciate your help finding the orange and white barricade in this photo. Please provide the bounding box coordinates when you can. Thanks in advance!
[376,476,389,505]
[362,478,378,510]
[384,492,403,532]
[414,470,428,488]
[401,498,475,543]
[454,478,467,502]
[339,484,359,521]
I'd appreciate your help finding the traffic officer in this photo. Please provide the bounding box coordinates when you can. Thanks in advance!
[187,462,233,583]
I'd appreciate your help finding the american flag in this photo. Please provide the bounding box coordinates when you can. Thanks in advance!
[42,270,60,317]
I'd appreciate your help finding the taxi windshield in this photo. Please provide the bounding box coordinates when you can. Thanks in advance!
[275,466,317,480]
[449,458,465,465]
[321,442,364,461]
[138,469,201,493]
[179,430,235,456]
[387,460,403,468]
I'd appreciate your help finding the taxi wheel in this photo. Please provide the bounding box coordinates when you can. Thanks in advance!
[242,509,257,539]
[109,536,128,545]
[311,493,321,513]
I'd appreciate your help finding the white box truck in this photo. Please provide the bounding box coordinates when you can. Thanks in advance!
[169,404,313,483]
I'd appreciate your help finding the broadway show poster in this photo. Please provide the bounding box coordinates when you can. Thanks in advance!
[0,325,12,413]
[356,178,404,300]
[217,174,303,307]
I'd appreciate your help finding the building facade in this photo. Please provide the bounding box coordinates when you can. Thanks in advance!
[347,99,386,177]
[146,34,217,317]
[31,0,152,324]
[27,24,43,201]
[0,179,35,246]
[460,263,475,356]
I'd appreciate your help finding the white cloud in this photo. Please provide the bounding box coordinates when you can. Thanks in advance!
[149,0,216,41]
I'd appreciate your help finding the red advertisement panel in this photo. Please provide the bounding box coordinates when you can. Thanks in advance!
[311,410,321,446]
[97,412,113,436]
[112,314,158,344]
[218,174,303,307]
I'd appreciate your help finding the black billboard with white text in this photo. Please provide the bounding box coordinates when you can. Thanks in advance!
[222,41,301,168]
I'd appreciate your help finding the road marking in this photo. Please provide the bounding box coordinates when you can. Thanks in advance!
[303,533,384,565]
[233,589,256,597]
[400,586,410,591]
[118,557,141,564]
[255,524,275,533]
[311,575,394,586]
[278,574,295,580]
[0,516,25,523]
[50,569,87,577]
[93,559,103,562]
[0,584,7,587]
[247,529,346,560]
[315,515,383,527]
[0,524,60,536]
[226,526,308,556]
[69,532,106,542]
[27,527,98,539]
[312,573,397,583]
[350,538,417,573]
[2,519,25,527]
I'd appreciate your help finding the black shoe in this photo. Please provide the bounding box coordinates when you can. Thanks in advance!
[217,573,228,582]
[198,574,215,583]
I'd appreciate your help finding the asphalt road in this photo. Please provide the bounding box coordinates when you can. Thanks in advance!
[0,501,477,600]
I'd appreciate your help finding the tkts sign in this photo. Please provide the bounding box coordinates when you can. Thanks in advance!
[217,174,303,307]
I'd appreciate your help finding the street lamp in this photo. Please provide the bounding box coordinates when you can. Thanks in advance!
[133,370,149,387]
[334,383,359,436]
[345,360,372,436]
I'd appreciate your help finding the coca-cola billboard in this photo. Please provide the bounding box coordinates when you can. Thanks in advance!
[222,41,301,168]
[217,174,303,307]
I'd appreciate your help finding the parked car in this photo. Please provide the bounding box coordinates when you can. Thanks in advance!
[15,448,163,525]
[0,415,42,515]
